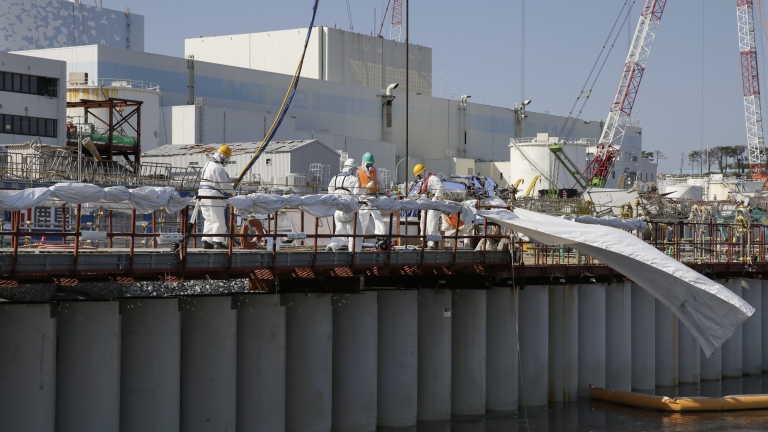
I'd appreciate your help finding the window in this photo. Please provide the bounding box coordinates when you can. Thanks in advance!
[0,115,57,137]
[0,72,58,97]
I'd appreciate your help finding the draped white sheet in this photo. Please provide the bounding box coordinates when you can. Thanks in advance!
[0,183,194,214]
[478,207,754,357]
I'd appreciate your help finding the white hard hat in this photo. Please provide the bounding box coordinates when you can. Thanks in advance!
[343,158,357,168]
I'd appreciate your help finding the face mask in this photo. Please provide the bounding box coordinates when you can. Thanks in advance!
[416,173,424,180]
[366,163,374,170]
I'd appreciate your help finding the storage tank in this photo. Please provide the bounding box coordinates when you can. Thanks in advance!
[509,133,588,192]
[66,79,162,152]
[665,185,704,200]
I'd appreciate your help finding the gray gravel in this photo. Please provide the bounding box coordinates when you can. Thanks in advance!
[1,278,253,302]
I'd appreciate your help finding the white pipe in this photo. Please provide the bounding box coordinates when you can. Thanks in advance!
[606,282,632,392]
[631,283,655,390]
[486,287,518,411]
[518,285,548,406]
[722,280,743,378]
[549,285,578,401]
[417,288,452,420]
[452,289,487,414]
[741,279,762,375]
[655,298,678,388]
[578,283,606,397]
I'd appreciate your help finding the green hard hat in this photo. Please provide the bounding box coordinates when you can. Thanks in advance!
[362,152,375,164]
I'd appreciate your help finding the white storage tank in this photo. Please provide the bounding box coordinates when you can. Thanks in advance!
[509,133,588,193]
[67,79,162,152]
[665,185,704,200]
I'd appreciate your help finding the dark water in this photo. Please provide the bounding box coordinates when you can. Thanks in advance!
[382,376,768,431]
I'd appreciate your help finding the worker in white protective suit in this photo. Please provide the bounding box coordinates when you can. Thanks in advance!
[326,158,363,252]
[198,145,233,249]
[413,163,445,249]
[357,152,388,250]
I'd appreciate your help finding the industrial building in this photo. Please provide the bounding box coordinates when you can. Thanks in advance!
[13,28,655,187]
[0,0,144,53]
[142,140,343,190]
[0,51,66,147]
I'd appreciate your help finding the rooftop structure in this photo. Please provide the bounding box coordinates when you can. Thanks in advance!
[185,27,431,95]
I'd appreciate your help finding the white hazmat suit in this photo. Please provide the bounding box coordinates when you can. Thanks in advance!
[358,164,387,236]
[327,163,363,252]
[418,172,445,249]
[198,152,233,245]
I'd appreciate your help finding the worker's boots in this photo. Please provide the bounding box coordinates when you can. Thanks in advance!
[214,242,228,250]
[203,241,214,250]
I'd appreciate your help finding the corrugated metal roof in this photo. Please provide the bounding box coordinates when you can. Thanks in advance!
[142,140,322,157]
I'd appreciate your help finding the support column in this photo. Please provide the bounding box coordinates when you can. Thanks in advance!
[701,347,722,381]
[655,299,678,388]
[606,282,631,392]
[722,280,743,378]
[120,299,180,432]
[631,284,655,391]
[378,290,418,427]
[237,294,286,432]
[742,279,762,376]
[286,293,332,432]
[548,285,578,401]
[56,301,121,432]
[0,304,56,432]
[180,296,237,432]
[486,287,518,412]
[417,288,452,420]
[763,280,768,372]
[452,289,487,415]
[678,320,700,385]
[518,285,548,407]
[333,292,378,431]
[578,283,605,398]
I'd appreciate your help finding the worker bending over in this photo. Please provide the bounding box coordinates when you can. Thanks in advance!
[413,163,445,249]
[327,158,363,252]
[358,152,388,249]
[199,145,233,249]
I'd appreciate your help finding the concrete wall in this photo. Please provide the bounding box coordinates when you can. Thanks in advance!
[0,0,144,52]
[185,27,431,95]
[0,281,765,427]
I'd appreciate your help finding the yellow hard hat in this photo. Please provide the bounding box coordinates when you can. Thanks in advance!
[218,145,232,158]
[413,163,426,176]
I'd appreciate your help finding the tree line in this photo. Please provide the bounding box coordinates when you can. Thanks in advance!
[680,146,749,174]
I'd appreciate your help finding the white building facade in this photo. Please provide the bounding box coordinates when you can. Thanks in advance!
[0,51,66,147]
[15,27,655,188]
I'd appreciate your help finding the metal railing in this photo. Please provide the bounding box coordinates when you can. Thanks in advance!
[1,200,766,284]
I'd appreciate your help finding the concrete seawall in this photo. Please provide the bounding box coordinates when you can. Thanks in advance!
[0,280,766,431]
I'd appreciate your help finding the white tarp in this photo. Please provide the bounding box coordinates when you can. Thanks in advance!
[478,207,754,357]
[570,215,648,232]
[0,183,194,214]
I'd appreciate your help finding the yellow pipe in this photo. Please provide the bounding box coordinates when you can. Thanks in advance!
[524,175,540,197]
[513,178,524,190]
[591,386,768,411]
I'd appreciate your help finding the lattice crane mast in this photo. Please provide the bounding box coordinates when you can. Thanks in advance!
[376,0,402,42]
[584,0,667,188]
[737,0,767,179]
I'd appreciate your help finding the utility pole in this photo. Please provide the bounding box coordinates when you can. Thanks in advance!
[405,0,409,186]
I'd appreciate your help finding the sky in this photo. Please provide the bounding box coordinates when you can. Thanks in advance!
[111,0,758,173]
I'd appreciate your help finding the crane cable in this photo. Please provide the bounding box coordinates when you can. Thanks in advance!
[557,0,636,140]
[233,0,320,189]
[377,0,393,37]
